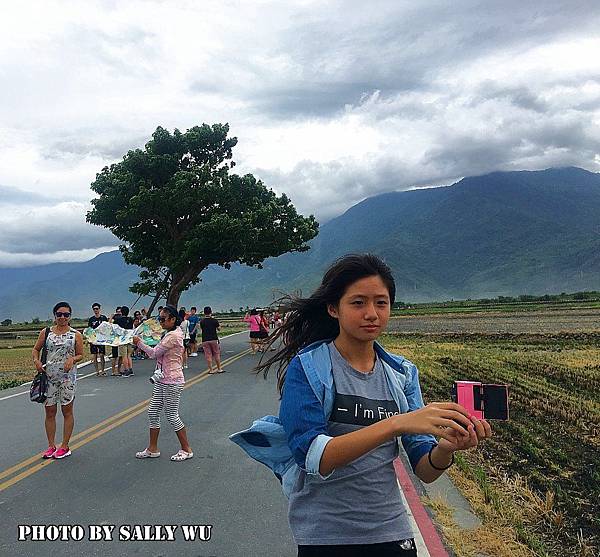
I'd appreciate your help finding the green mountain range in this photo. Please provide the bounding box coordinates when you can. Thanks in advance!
[1,166,599,321]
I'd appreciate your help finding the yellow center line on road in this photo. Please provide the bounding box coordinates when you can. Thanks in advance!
[0,349,251,492]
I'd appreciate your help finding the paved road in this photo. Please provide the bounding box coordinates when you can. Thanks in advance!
[0,332,296,556]
[0,332,454,557]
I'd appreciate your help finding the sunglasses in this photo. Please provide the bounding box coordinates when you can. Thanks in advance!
[55,312,71,318]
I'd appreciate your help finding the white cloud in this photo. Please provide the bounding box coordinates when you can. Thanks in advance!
[1,1,600,263]
[0,247,118,268]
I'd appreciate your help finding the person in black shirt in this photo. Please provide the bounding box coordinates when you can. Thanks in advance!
[114,305,135,377]
[200,306,222,374]
[88,303,108,376]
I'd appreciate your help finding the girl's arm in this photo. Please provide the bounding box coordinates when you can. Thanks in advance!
[32,328,47,372]
[414,416,492,483]
[318,403,473,477]
[65,332,84,371]
[135,333,176,359]
[280,357,474,477]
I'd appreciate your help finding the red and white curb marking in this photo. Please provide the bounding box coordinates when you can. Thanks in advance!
[394,458,450,557]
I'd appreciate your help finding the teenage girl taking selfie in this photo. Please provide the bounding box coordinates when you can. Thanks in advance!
[232,254,492,557]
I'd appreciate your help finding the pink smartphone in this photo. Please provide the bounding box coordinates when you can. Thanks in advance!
[452,381,509,420]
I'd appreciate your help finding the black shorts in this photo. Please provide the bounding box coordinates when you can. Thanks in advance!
[298,540,416,557]
[112,346,118,358]
[189,332,197,343]
[250,331,269,339]
[90,344,105,355]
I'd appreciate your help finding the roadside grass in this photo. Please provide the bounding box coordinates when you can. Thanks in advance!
[381,332,599,557]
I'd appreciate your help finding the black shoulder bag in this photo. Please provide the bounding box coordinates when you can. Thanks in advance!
[30,327,50,403]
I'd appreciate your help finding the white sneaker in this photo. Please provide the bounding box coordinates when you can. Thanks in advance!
[190,352,198,357]
[184,364,189,369]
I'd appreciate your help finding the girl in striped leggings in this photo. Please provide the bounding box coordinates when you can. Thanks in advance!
[133,305,194,461]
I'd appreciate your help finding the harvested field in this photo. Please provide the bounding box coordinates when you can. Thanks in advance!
[388,309,600,335]
[381,328,600,557]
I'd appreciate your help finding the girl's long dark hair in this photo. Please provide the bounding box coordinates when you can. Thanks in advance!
[256,254,396,395]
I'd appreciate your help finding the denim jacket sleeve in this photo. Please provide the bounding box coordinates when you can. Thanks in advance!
[400,360,438,471]
[279,356,333,477]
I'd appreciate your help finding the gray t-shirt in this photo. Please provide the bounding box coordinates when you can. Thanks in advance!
[287,342,413,545]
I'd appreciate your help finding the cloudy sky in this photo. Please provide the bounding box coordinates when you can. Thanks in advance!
[1,0,600,267]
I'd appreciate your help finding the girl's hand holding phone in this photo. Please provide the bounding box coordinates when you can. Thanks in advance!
[395,402,483,444]
[437,414,493,453]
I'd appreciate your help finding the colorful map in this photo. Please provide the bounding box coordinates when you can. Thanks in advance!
[83,318,163,347]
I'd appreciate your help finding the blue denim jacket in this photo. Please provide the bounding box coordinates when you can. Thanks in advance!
[229,339,437,497]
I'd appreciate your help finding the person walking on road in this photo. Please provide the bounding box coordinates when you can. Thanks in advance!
[257,310,270,351]
[133,305,194,462]
[179,308,191,369]
[199,306,222,374]
[245,254,493,556]
[32,302,84,460]
[244,308,262,354]
[187,306,200,357]
[87,302,108,376]
[114,305,135,377]
[109,307,122,375]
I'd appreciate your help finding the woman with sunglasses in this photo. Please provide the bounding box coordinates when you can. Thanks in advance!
[132,305,194,461]
[32,301,84,459]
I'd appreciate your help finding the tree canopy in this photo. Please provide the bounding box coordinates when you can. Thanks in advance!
[87,124,319,309]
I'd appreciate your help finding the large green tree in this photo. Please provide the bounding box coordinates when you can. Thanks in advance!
[87,124,318,311]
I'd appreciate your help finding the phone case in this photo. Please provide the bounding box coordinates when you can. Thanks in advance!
[452,381,509,420]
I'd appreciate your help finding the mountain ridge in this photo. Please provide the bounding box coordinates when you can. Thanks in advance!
[1,166,599,321]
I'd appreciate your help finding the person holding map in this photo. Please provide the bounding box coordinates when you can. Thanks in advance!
[132,305,194,462]
[87,303,108,376]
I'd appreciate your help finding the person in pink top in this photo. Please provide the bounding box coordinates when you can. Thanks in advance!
[244,308,263,354]
[132,305,194,462]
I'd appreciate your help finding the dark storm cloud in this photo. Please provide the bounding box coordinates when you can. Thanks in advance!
[45,134,149,160]
[0,197,117,255]
[0,185,65,205]
[221,0,600,120]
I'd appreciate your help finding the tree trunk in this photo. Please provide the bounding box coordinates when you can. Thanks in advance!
[166,263,206,309]
[147,291,165,317]
[166,289,182,307]
[147,275,171,316]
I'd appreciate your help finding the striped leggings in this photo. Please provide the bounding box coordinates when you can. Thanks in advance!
[147,382,185,431]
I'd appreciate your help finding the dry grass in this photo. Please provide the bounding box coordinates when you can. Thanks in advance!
[381,332,599,557]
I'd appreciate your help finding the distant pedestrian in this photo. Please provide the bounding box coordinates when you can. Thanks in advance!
[179,308,190,369]
[114,306,135,377]
[258,310,270,351]
[200,306,222,374]
[133,305,193,462]
[109,307,122,375]
[132,311,143,360]
[187,306,200,357]
[32,302,83,460]
[244,309,262,354]
[87,303,108,376]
